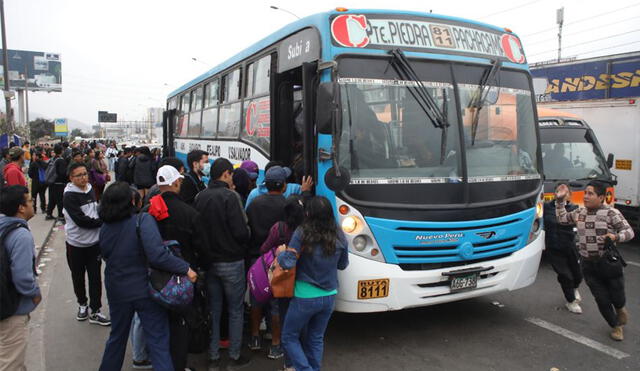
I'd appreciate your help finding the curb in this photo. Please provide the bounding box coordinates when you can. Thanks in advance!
[35,220,58,266]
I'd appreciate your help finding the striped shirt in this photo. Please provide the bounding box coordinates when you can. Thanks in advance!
[556,202,634,258]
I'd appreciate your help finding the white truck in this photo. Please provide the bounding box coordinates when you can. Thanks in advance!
[531,51,640,227]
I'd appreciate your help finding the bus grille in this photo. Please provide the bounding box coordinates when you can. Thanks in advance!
[393,236,520,264]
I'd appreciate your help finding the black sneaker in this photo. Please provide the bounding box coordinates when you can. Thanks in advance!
[76,305,89,321]
[267,344,284,359]
[208,358,221,371]
[248,336,261,350]
[89,311,111,326]
[45,214,55,220]
[132,360,153,369]
[228,355,251,370]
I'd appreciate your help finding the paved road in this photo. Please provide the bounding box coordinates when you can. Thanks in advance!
[27,226,640,370]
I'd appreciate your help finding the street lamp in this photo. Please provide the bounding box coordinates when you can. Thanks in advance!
[191,57,211,67]
[270,5,300,19]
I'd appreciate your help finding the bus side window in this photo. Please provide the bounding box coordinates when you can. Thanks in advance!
[202,80,219,138]
[188,86,203,137]
[219,69,242,138]
[243,55,271,153]
[176,93,190,137]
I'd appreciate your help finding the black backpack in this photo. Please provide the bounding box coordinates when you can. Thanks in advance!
[0,222,29,320]
[44,158,60,185]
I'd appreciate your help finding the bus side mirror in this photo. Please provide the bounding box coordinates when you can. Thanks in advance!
[316,82,340,135]
[607,153,614,169]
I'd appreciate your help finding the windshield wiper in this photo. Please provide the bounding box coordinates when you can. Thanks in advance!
[388,49,448,129]
[469,59,501,145]
[387,49,450,164]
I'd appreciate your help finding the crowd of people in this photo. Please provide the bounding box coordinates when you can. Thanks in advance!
[1,141,348,371]
[1,137,637,371]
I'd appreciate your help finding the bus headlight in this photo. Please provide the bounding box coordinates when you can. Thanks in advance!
[528,193,544,244]
[337,198,386,263]
[528,218,542,244]
[353,235,367,251]
[536,201,544,219]
[342,216,361,234]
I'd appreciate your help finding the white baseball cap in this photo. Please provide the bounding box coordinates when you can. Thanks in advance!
[156,165,184,186]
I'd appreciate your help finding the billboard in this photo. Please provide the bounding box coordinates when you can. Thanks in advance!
[0,49,62,92]
[98,111,117,123]
[531,54,640,102]
[54,118,68,137]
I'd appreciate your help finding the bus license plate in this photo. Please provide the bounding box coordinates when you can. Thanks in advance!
[357,279,390,299]
[450,273,478,292]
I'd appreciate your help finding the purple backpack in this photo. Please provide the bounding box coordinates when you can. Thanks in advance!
[248,222,286,304]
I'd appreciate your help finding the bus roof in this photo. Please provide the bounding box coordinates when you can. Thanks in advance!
[168,9,513,98]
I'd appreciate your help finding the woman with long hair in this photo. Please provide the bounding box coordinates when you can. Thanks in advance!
[258,195,305,367]
[97,182,197,371]
[278,196,349,371]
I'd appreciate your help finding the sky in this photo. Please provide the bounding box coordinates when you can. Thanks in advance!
[4,0,640,130]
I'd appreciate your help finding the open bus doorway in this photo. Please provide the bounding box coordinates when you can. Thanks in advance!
[271,62,317,185]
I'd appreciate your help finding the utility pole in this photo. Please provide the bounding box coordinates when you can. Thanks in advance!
[557,7,564,62]
[0,0,12,133]
[24,65,28,125]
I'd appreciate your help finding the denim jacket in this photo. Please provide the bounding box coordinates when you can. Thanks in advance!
[278,227,349,292]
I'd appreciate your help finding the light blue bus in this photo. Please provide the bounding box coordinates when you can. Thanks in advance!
[163,8,544,313]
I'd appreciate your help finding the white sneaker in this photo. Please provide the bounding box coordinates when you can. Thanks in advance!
[566,300,583,314]
[574,289,582,304]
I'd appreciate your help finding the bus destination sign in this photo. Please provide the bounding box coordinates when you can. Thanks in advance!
[330,14,526,64]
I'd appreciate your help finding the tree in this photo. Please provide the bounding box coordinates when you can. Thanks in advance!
[70,128,87,138]
[29,118,54,140]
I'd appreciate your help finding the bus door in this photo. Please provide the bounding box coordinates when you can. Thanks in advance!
[271,60,318,184]
[270,28,321,184]
[162,108,177,157]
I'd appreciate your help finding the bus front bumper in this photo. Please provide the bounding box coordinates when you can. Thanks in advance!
[334,231,544,313]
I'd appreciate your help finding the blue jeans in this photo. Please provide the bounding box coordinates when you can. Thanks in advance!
[206,260,246,360]
[129,313,147,362]
[282,295,335,371]
[99,298,172,371]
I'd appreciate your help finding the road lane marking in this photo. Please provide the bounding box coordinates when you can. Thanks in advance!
[626,260,640,268]
[525,317,630,360]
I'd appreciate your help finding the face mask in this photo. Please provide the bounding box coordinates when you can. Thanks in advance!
[202,162,211,177]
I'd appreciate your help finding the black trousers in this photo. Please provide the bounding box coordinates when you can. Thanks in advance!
[47,183,65,217]
[169,311,190,370]
[582,259,626,328]
[32,182,48,212]
[65,243,103,312]
[547,247,583,302]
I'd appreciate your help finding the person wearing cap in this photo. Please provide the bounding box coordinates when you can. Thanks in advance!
[193,157,252,370]
[62,162,110,326]
[180,149,209,206]
[240,160,259,191]
[245,165,290,359]
[244,161,313,210]
[145,165,212,371]
[3,146,27,187]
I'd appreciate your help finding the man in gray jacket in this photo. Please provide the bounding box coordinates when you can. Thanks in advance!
[0,185,41,370]
[63,162,110,326]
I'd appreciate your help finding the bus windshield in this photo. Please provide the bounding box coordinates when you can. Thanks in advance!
[338,78,461,183]
[541,128,609,181]
[337,63,539,186]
